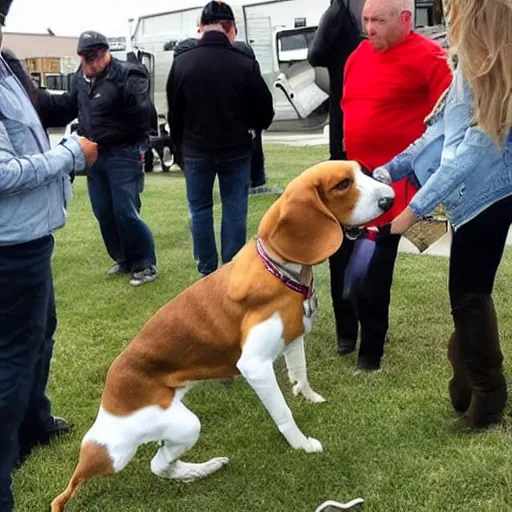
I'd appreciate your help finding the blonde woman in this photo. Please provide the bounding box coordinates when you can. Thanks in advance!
[375,0,512,428]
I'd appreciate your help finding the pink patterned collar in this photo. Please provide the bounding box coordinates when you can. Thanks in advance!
[255,238,314,299]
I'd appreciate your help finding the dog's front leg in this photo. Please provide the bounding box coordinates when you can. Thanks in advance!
[237,316,323,453]
[237,354,322,453]
[283,337,326,403]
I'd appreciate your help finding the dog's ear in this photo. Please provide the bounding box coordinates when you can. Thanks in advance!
[258,181,343,265]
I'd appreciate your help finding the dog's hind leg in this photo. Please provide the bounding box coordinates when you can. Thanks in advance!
[150,401,229,482]
[283,337,326,403]
[51,439,128,512]
[51,409,143,512]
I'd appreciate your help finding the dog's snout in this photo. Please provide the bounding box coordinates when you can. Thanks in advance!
[378,196,394,212]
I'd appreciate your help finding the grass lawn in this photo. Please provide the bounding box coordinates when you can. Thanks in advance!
[13,144,512,512]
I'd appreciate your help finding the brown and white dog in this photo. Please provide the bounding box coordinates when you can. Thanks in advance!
[51,161,394,511]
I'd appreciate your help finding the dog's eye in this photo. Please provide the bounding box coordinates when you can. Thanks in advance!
[336,178,352,190]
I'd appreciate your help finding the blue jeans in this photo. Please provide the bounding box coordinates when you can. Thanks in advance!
[87,144,157,272]
[0,236,56,512]
[184,152,251,275]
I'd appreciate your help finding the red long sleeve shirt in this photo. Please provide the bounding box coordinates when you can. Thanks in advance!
[341,32,452,225]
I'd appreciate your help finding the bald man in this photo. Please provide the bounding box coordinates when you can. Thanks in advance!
[329,0,452,372]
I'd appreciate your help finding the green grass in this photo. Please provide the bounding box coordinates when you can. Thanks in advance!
[13,144,512,512]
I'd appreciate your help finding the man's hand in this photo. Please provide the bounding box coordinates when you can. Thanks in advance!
[78,137,98,168]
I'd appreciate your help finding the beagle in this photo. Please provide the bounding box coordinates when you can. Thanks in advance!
[51,161,394,511]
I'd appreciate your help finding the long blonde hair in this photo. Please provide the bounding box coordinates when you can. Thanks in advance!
[447,0,512,147]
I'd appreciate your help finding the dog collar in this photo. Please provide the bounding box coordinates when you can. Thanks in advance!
[255,238,314,299]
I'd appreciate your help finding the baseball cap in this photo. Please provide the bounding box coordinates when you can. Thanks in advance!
[200,1,235,25]
[77,31,109,54]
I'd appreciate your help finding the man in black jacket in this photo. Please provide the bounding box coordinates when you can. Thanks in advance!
[172,37,280,196]
[232,41,282,197]
[167,1,274,277]
[43,31,158,286]
[307,0,362,160]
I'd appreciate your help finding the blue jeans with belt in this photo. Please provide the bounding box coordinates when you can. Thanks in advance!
[87,144,157,272]
[184,152,251,275]
[0,235,56,512]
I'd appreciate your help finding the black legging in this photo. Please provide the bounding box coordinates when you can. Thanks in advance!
[449,195,512,309]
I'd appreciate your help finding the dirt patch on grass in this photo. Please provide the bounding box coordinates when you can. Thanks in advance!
[405,219,448,252]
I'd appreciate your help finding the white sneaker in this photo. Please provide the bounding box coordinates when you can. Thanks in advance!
[249,185,283,196]
[129,266,158,286]
[107,263,130,275]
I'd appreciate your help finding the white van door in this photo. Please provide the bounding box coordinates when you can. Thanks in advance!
[245,15,275,76]
[274,28,328,119]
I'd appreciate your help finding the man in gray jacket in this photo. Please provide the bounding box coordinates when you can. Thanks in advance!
[0,3,97,510]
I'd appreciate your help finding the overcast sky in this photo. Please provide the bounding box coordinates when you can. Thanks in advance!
[5,0,204,37]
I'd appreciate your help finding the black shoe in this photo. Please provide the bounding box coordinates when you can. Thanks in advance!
[17,417,71,467]
[337,338,357,356]
[45,416,71,439]
[333,304,358,356]
[355,357,381,372]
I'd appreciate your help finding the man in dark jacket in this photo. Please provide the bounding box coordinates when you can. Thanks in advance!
[307,0,362,160]
[232,41,282,196]
[167,1,274,277]
[42,31,158,286]
[173,37,280,196]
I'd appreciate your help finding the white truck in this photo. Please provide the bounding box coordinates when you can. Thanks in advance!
[119,0,445,132]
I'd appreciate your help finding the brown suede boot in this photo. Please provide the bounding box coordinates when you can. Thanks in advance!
[452,294,507,428]
[447,332,472,414]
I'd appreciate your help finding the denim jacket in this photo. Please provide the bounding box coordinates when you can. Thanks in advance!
[0,55,86,246]
[383,67,512,229]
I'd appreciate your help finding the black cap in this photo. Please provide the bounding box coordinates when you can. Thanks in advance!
[77,30,109,54]
[200,1,235,25]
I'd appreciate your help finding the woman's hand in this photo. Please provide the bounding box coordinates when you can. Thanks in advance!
[389,207,418,235]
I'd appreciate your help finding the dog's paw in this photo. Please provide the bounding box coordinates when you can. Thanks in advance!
[293,383,326,403]
[302,437,323,453]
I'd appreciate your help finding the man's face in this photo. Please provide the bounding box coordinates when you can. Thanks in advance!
[362,0,411,52]
[79,48,110,78]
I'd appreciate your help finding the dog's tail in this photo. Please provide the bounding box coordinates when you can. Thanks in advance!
[51,441,115,512]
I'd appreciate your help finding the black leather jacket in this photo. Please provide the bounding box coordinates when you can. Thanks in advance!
[39,57,151,148]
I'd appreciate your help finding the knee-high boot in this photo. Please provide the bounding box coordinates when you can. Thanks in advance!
[447,331,472,414]
[452,294,507,428]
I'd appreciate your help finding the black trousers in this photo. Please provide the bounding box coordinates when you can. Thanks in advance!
[327,66,345,161]
[449,195,512,308]
[329,234,401,365]
[250,131,266,188]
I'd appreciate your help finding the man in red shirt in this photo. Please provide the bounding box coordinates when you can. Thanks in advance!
[329,0,452,371]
